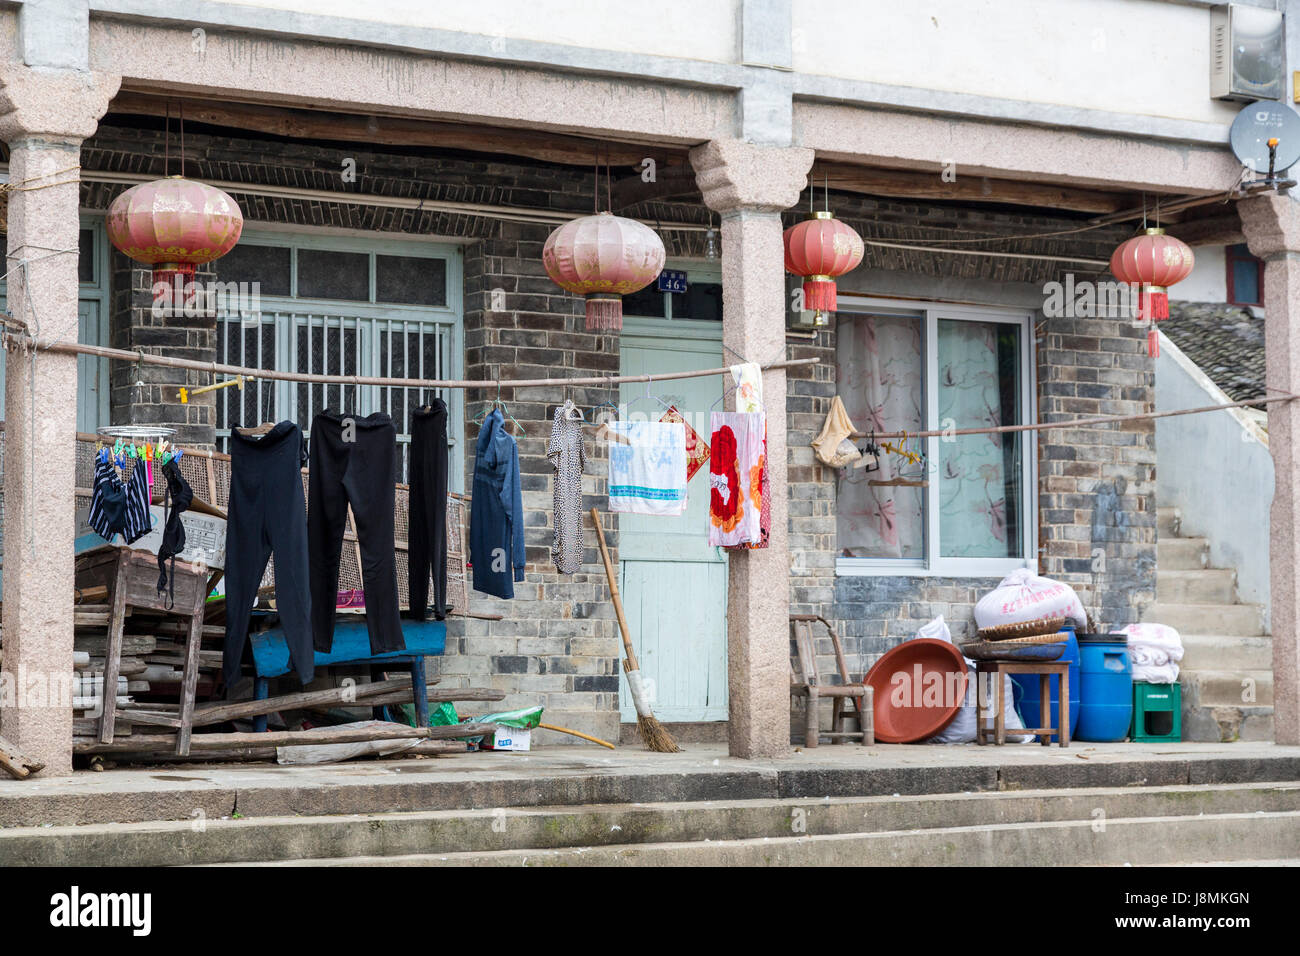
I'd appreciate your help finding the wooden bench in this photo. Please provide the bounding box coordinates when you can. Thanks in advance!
[247,616,447,733]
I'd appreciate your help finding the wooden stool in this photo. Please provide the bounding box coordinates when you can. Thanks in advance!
[975,659,1070,747]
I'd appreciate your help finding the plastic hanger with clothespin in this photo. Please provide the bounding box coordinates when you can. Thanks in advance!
[180,374,246,405]
[868,429,929,487]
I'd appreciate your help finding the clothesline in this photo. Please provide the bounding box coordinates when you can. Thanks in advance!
[1,331,818,390]
[850,392,1293,442]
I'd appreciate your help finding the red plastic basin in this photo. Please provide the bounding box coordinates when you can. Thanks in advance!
[863,638,969,744]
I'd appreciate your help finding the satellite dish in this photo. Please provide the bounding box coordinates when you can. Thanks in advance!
[1230,101,1300,174]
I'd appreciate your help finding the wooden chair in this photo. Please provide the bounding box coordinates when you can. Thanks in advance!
[790,614,874,747]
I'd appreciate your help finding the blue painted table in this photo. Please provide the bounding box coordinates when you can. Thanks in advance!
[247,616,446,732]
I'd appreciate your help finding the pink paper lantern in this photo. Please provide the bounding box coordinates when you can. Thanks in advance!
[542,212,666,331]
[106,176,244,295]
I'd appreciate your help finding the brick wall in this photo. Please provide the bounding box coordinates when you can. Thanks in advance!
[106,251,218,448]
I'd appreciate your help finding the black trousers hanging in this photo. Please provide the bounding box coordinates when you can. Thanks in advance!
[224,422,314,689]
[309,410,406,656]
[408,400,450,620]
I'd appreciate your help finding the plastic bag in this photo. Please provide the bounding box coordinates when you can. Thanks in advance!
[974,568,1087,630]
[914,615,1034,744]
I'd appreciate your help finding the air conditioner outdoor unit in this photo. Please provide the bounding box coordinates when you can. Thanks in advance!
[1211,4,1285,101]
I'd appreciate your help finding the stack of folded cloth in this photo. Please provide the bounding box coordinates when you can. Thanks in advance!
[1118,622,1184,684]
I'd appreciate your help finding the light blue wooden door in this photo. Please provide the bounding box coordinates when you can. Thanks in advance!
[618,318,727,722]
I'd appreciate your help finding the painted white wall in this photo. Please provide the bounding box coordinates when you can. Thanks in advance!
[1171,244,1227,303]
[1155,332,1272,628]
[793,0,1241,126]
[211,0,741,64]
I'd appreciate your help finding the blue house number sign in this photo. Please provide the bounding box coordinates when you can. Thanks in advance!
[657,269,688,294]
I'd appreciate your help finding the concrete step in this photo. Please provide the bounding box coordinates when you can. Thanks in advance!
[1179,634,1273,671]
[1183,669,1273,708]
[1141,602,1265,637]
[1182,704,1275,743]
[1157,507,1182,537]
[7,783,1300,866]
[1158,536,1210,570]
[251,810,1300,867]
[1156,569,1237,605]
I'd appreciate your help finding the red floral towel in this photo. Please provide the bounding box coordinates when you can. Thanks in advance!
[709,411,765,547]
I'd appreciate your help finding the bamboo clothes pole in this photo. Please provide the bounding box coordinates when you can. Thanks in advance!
[849,392,1294,442]
[2,330,819,391]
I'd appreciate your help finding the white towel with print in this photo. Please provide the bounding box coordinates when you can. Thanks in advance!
[608,421,688,516]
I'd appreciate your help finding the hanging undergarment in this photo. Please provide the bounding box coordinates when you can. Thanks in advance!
[122,457,153,545]
[87,454,128,542]
[156,458,194,609]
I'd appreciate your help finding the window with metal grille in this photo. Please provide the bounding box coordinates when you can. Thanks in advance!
[212,232,463,488]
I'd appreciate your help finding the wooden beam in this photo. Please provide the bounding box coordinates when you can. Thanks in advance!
[1164,211,1245,247]
[611,164,700,210]
[74,722,498,753]
[815,161,1132,214]
[108,91,682,170]
[0,734,44,779]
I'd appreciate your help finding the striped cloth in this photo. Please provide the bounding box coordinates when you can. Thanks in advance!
[87,456,128,542]
[122,459,153,544]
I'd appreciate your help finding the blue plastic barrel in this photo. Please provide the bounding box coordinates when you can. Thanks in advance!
[1011,625,1080,742]
[1074,634,1133,742]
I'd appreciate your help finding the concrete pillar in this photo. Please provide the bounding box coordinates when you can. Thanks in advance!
[0,65,119,774]
[691,140,813,758]
[1239,192,1300,746]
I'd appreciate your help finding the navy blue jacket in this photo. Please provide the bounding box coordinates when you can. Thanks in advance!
[470,409,526,598]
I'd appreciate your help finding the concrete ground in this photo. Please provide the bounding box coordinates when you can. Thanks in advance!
[3,739,1299,828]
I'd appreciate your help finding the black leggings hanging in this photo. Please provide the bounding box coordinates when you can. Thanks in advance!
[408,400,450,620]
[223,422,314,688]
[308,410,406,656]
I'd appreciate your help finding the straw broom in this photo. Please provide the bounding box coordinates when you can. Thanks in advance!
[589,507,680,753]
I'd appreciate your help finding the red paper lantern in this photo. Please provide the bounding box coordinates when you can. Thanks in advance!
[542,212,666,331]
[107,176,243,313]
[1109,227,1194,357]
[783,211,865,324]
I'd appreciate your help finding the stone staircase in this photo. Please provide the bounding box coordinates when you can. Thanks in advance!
[1142,507,1273,742]
[4,779,1299,866]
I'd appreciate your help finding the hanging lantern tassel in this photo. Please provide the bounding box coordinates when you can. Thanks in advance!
[1140,285,1169,322]
[802,275,839,313]
[584,294,624,331]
